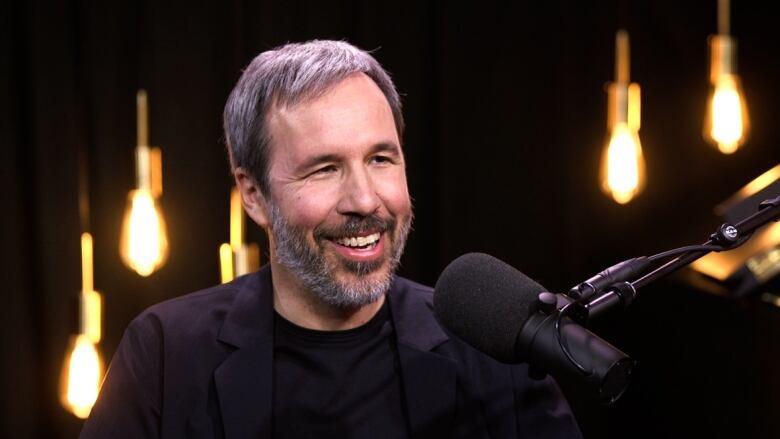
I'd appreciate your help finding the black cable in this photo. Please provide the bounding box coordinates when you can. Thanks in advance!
[646,233,753,264]
[555,301,591,376]
[646,244,724,263]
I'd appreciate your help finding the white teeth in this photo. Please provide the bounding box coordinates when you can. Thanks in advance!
[336,232,380,248]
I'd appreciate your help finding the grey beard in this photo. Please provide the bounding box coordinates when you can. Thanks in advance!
[268,203,411,309]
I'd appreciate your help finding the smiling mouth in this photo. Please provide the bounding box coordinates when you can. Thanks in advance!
[333,232,381,249]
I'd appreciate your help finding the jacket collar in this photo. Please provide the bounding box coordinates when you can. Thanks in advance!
[386,276,450,351]
[213,266,457,438]
[216,266,274,348]
[387,277,457,438]
[214,266,275,439]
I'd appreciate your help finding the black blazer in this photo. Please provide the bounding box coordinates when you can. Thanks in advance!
[81,265,581,438]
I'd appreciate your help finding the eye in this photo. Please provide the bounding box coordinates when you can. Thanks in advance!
[312,165,338,175]
[370,155,394,165]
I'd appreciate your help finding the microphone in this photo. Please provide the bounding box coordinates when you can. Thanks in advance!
[433,253,635,404]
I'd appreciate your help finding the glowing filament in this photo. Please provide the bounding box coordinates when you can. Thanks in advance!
[601,124,645,204]
[62,335,103,419]
[120,189,169,276]
[707,75,747,154]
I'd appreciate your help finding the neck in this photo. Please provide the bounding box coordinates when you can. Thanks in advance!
[269,262,386,331]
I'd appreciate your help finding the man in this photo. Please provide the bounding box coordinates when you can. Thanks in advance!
[81,40,581,438]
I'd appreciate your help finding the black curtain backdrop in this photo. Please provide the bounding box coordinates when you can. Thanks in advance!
[3,1,780,437]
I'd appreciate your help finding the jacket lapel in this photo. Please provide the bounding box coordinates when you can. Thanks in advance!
[214,267,275,439]
[389,278,458,438]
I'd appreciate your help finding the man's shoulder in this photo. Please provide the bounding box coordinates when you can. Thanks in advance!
[127,270,267,341]
[143,276,245,320]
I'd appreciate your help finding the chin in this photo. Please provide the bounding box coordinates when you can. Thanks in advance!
[335,258,389,282]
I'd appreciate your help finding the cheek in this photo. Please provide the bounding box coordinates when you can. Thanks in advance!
[377,173,411,216]
[272,184,338,232]
[281,193,334,230]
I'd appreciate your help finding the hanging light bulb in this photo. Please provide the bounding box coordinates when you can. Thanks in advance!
[60,233,104,419]
[600,30,646,205]
[120,90,169,276]
[60,334,103,419]
[120,186,168,276]
[219,187,259,283]
[703,0,749,154]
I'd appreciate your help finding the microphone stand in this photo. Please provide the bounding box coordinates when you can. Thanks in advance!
[514,195,779,404]
[586,195,780,319]
[537,195,780,403]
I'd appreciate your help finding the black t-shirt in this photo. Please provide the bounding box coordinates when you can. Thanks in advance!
[272,301,409,439]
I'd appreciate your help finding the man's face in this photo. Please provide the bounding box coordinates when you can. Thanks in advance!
[263,73,412,308]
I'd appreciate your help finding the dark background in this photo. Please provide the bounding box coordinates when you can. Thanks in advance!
[3,0,780,437]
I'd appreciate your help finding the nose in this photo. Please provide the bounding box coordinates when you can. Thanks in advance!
[337,167,381,216]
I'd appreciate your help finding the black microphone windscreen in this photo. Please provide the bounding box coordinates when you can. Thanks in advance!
[433,253,546,363]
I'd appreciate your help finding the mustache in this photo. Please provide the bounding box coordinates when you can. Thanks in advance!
[314,215,396,240]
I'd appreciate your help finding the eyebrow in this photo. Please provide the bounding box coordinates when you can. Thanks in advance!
[294,142,402,173]
[370,142,402,156]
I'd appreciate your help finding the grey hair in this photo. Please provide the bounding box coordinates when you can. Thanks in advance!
[223,40,404,195]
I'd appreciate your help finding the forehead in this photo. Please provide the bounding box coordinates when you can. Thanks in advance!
[265,73,400,166]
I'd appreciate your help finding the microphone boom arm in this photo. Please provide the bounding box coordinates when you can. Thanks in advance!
[586,195,780,319]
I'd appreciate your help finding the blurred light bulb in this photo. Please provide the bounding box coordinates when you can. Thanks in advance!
[601,123,646,204]
[120,189,169,276]
[121,90,169,276]
[600,30,645,205]
[705,74,749,154]
[219,187,259,282]
[60,335,103,419]
[703,23,749,154]
[219,243,234,283]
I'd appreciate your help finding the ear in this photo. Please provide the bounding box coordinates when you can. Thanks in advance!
[234,168,271,228]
